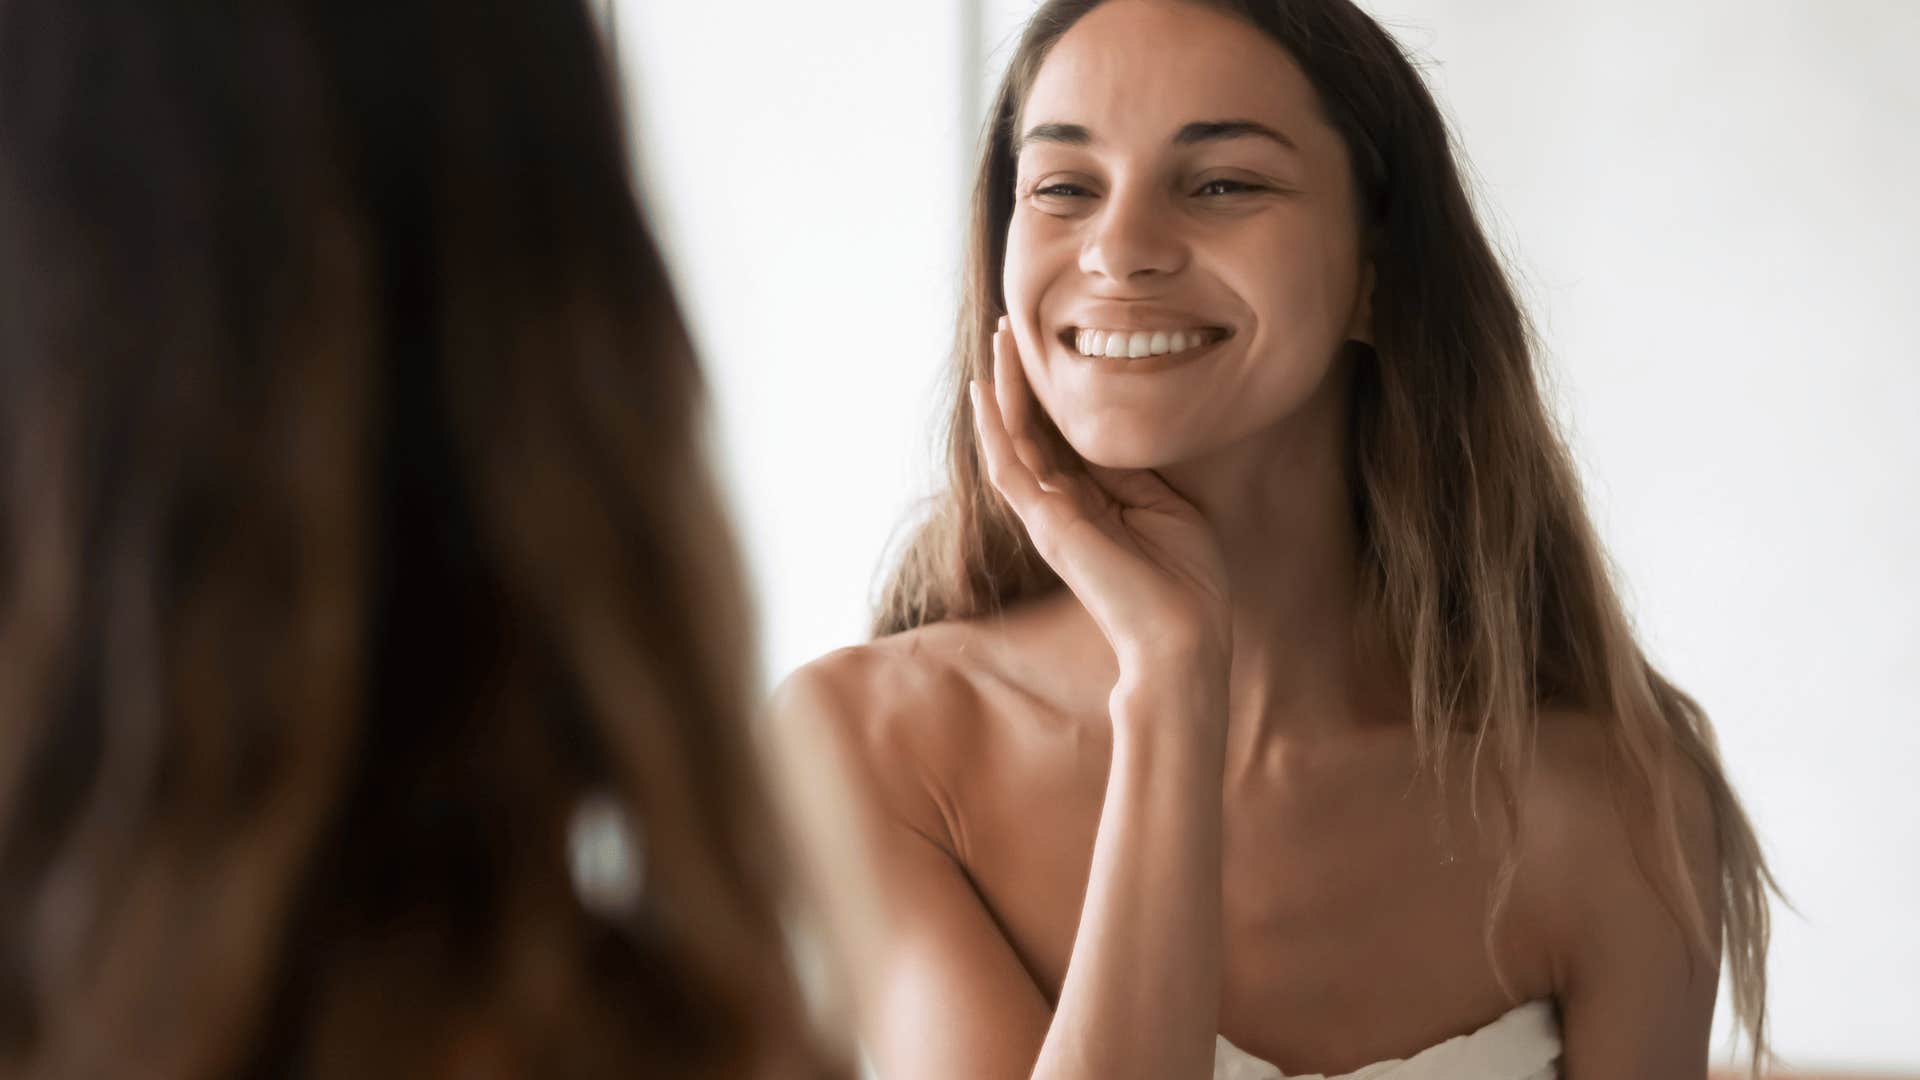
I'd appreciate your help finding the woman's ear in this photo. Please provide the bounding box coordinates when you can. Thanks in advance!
[1346,260,1375,347]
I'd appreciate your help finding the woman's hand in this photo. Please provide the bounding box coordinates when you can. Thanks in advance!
[971,316,1233,685]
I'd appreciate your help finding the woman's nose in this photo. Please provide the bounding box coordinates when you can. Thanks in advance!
[1078,185,1189,284]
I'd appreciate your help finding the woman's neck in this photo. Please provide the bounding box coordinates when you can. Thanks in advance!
[1153,368,1402,772]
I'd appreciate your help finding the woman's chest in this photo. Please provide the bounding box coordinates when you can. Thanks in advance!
[950,733,1556,1074]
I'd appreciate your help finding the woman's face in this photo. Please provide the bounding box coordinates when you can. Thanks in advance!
[1004,0,1371,470]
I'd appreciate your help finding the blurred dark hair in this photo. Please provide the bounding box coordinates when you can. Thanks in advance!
[0,1,837,1076]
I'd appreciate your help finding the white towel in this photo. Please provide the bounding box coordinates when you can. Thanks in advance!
[1214,999,1561,1080]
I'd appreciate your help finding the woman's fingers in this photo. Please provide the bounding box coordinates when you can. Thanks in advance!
[970,379,1053,528]
[972,324,1225,653]
[973,378,1142,593]
[992,317,1058,485]
[1085,462,1190,517]
[973,315,1230,665]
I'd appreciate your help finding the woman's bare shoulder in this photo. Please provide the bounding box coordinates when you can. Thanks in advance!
[770,623,1003,746]
[769,591,1091,752]
[1521,708,1718,876]
[765,621,1018,852]
[1514,708,1722,999]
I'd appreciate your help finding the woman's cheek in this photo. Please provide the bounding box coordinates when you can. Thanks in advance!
[1001,221,1044,318]
[999,242,1055,380]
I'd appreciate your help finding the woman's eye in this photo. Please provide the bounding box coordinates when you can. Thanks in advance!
[1034,183,1092,199]
[1194,178,1263,197]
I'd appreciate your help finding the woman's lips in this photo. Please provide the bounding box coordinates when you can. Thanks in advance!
[1059,326,1231,359]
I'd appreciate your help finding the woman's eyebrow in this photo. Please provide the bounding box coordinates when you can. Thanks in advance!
[1020,121,1093,149]
[1172,119,1299,153]
[1017,119,1299,153]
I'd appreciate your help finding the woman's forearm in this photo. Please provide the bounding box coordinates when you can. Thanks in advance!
[1030,665,1228,1080]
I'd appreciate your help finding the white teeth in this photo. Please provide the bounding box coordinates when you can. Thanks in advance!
[1069,327,1220,359]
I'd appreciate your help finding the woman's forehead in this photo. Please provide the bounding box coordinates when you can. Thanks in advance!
[1020,0,1327,149]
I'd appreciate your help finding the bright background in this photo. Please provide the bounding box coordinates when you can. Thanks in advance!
[610,0,1920,1070]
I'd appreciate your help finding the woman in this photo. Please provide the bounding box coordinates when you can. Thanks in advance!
[773,1,1777,1077]
[0,1,842,1076]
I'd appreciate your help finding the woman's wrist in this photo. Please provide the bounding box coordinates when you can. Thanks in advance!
[1111,621,1228,680]
[1109,651,1230,747]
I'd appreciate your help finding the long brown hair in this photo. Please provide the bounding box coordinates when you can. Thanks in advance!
[876,0,1779,1070]
[0,1,836,1076]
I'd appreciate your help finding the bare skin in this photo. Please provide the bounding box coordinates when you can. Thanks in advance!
[777,590,1715,1078]
[770,3,1721,1077]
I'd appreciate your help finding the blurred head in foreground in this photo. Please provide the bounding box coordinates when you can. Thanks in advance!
[0,2,836,1076]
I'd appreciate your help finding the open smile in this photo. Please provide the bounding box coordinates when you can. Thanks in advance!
[1056,325,1233,360]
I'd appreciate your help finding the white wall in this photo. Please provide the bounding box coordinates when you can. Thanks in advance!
[621,0,1920,1070]
[1336,3,1920,1068]
[610,0,974,687]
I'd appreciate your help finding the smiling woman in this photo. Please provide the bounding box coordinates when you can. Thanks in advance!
[1002,13,1374,472]
[768,1,1781,1078]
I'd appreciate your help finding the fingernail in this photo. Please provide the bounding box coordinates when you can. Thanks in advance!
[997,315,1010,332]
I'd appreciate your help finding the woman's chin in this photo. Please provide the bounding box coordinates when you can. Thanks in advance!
[1060,427,1207,472]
